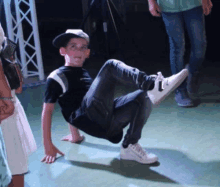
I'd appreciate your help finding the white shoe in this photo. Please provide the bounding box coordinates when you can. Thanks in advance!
[147,69,188,105]
[120,143,158,164]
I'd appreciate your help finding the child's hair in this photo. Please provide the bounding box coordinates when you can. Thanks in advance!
[59,36,72,48]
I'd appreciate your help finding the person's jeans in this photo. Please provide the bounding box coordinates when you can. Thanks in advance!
[162,6,207,89]
[82,59,153,146]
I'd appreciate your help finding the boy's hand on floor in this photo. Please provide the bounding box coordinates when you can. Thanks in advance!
[41,143,64,164]
[61,134,85,144]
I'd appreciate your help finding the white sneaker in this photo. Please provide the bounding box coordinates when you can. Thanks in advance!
[120,143,158,164]
[147,69,188,105]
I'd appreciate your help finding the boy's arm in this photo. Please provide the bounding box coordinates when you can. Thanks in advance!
[147,0,161,17]
[41,102,64,164]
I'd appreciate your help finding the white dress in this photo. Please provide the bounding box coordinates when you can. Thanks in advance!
[1,89,37,175]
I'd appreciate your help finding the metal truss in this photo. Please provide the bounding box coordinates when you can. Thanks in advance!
[3,0,44,80]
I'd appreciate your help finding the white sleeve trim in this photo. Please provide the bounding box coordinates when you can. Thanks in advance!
[47,70,67,93]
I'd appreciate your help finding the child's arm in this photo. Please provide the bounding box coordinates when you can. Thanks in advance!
[0,61,15,123]
[41,103,64,164]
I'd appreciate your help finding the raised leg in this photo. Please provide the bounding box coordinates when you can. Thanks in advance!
[83,59,153,127]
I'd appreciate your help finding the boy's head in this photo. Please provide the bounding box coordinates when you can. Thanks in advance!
[53,29,90,67]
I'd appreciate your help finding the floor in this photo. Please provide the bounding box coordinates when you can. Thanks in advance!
[17,59,220,187]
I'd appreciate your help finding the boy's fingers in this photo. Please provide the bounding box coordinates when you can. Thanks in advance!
[41,156,46,162]
[61,135,71,141]
[204,7,208,15]
[152,10,161,17]
[61,138,70,141]
[52,157,56,163]
[45,156,50,164]
[48,156,53,163]
[157,6,161,13]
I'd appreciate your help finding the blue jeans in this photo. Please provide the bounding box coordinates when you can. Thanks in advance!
[82,59,153,146]
[162,6,207,89]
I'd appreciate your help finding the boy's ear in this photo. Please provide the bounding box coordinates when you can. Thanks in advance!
[86,49,90,59]
[59,47,66,56]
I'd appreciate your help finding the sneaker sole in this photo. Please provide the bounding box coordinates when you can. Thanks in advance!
[120,154,158,164]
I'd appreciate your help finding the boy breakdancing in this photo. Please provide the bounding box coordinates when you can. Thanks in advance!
[41,29,188,164]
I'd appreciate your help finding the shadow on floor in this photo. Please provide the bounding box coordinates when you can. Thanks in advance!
[56,142,220,186]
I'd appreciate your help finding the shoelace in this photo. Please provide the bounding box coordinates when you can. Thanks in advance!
[131,143,147,157]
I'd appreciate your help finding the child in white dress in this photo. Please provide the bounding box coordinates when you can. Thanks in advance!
[0,23,37,187]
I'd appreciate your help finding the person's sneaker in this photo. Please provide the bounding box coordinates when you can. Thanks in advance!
[147,69,188,105]
[120,143,158,164]
[175,89,194,107]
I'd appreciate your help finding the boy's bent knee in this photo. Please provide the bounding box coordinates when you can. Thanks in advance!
[104,59,124,68]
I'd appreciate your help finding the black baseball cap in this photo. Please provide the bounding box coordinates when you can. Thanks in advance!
[52,29,90,48]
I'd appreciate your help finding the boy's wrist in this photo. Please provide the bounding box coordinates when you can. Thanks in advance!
[43,139,53,146]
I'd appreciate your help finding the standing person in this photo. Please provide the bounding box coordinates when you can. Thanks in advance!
[0,23,13,187]
[41,29,188,165]
[0,24,37,187]
[147,0,213,107]
[0,55,12,187]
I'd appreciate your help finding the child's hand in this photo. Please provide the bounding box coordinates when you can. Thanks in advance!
[41,143,64,164]
[202,0,213,15]
[148,0,161,17]
[61,134,85,144]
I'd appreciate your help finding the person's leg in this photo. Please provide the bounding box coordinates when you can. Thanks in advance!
[107,90,152,143]
[83,59,155,129]
[107,90,158,164]
[116,91,153,146]
[82,59,189,129]
[8,174,24,187]
[162,11,194,107]
[183,6,207,96]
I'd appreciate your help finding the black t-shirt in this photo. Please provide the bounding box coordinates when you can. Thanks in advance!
[44,66,120,141]
[45,66,92,121]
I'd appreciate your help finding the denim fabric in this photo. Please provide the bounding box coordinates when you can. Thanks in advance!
[82,59,153,145]
[162,6,207,89]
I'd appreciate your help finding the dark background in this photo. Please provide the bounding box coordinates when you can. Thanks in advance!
[1,0,220,76]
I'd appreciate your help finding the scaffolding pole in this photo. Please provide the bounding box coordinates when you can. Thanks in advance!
[3,0,44,80]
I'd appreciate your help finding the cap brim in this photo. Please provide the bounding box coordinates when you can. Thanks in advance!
[52,33,82,48]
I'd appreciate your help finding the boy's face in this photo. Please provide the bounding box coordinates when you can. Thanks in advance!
[60,38,90,67]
